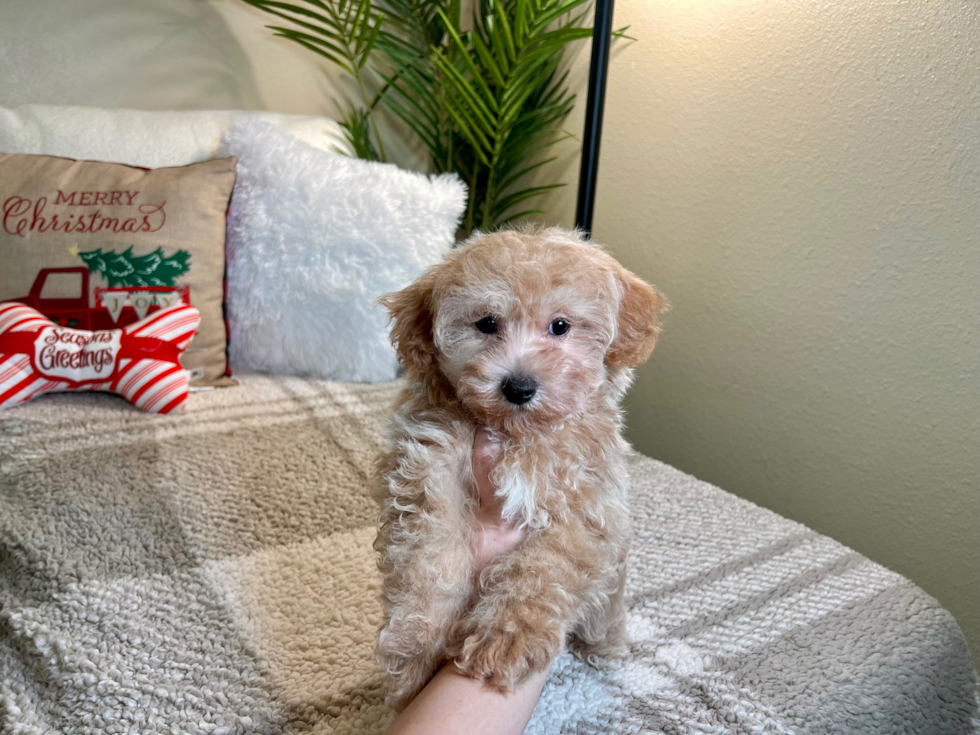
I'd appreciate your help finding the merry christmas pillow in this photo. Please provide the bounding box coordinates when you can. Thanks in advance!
[0,153,236,386]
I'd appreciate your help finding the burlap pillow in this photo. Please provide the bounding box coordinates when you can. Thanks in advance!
[0,153,236,386]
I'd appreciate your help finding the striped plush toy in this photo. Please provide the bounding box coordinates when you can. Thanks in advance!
[0,302,201,413]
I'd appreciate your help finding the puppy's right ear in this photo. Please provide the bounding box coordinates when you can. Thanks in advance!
[606,266,669,369]
[379,276,436,374]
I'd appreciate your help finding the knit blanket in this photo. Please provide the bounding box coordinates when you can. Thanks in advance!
[1,373,977,735]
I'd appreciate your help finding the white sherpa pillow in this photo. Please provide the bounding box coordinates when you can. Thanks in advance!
[222,117,465,382]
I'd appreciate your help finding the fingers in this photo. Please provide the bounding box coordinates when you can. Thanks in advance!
[473,426,501,470]
[470,427,523,567]
[472,427,500,506]
[472,523,524,569]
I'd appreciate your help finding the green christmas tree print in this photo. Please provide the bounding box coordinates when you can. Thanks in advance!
[78,246,191,288]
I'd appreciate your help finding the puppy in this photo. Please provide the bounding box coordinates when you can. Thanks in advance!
[373,227,667,708]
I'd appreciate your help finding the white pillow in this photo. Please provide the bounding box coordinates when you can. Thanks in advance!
[0,104,350,168]
[222,117,465,383]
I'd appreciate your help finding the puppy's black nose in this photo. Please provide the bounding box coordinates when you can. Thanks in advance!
[501,376,537,405]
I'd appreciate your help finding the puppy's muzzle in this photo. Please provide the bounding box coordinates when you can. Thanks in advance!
[501,376,537,405]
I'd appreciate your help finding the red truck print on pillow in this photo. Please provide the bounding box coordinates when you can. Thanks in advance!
[13,246,192,330]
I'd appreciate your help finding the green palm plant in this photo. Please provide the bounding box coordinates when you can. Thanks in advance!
[242,0,389,159]
[372,0,454,170]
[430,0,590,229]
[241,0,624,233]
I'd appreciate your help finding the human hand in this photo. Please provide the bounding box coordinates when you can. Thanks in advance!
[471,427,523,569]
[383,428,546,734]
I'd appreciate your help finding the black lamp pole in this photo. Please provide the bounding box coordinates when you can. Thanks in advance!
[574,0,615,236]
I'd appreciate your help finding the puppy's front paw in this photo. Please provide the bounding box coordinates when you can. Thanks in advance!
[569,616,630,667]
[377,649,431,710]
[377,622,441,710]
[451,613,564,692]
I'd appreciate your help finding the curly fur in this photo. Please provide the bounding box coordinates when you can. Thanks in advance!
[373,227,668,708]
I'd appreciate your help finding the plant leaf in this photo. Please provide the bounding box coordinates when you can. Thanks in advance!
[271,30,354,73]
[613,25,637,41]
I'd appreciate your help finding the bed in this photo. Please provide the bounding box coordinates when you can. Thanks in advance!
[1,373,976,734]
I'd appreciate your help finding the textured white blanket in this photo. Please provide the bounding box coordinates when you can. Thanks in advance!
[1,373,977,734]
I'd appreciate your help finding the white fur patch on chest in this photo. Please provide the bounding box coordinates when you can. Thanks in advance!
[491,449,551,530]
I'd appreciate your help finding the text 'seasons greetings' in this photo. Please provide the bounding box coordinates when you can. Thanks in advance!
[3,190,167,237]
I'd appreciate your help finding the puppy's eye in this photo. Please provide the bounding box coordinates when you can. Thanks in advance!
[549,319,570,336]
[475,316,498,334]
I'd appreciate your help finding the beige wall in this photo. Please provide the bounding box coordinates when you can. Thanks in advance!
[5,0,976,660]
[540,0,980,661]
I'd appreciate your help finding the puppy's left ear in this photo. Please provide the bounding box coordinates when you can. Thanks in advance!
[606,266,669,369]
[379,275,437,375]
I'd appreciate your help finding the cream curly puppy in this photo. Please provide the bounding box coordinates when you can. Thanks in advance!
[373,227,667,709]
